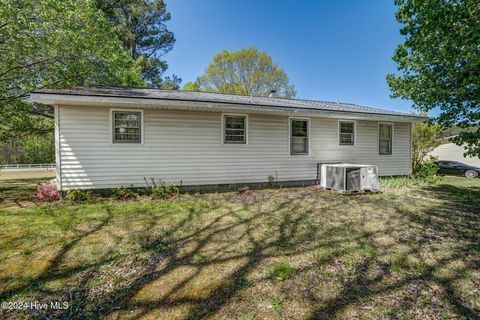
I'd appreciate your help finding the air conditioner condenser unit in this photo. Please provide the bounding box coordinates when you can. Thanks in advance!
[319,163,379,193]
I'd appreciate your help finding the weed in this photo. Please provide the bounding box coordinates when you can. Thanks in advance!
[65,189,95,202]
[387,308,398,317]
[381,176,437,188]
[271,297,283,311]
[145,177,180,199]
[112,187,137,200]
[269,262,294,280]
[151,184,179,199]
[193,253,205,264]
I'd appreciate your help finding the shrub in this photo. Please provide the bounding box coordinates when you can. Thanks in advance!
[269,262,294,280]
[150,180,179,199]
[65,189,95,202]
[414,156,440,182]
[112,187,137,200]
[381,156,441,188]
[37,184,61,202]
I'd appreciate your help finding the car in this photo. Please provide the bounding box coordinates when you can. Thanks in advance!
[437,160,480,178]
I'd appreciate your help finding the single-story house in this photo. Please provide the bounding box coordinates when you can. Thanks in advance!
[30,87,426,191]
[430,139,480,168]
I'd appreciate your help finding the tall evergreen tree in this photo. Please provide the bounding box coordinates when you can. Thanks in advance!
[98,0,179,88]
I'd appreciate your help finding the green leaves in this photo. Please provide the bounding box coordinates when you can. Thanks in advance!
[0,0,145,140]
[411,121,445,173]
[192,47,296,98]
[98,0,176,88]
[388,0,480,157]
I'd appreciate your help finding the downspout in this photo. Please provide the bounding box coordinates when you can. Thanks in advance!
[409,122,413,175]
[54,105,63,192]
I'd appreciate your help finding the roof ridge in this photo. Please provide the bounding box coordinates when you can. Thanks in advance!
[66,86,400,113]
[32,86,424,119]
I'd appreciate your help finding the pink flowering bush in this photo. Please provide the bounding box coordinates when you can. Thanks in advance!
[37,183,61,202]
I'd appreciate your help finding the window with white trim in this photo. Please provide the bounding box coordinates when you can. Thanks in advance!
[379,123,393,155]
[224,115,247,144]
[290,118,309,155]
[112,111,142,143]
[339,121,355,145]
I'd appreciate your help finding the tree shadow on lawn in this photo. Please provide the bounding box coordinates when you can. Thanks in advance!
[1,184,479,319]
[95,186,479,319]
[0,207,114,298]
[0,178,46,209]
[308,183,480,319]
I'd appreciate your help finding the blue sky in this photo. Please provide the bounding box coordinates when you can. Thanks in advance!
[165,0,413,113]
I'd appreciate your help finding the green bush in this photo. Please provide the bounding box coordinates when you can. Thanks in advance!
[112,187,137,200]
[414,156,440,182]
[65,189,95,202]
[150,181,179,199]
[269,262,294,280]
[382,156,441,188]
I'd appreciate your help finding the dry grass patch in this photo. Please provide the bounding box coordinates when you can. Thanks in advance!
[0,177,479,319]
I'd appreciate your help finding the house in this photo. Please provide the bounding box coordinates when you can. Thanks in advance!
[430,139,480,168]
[30,87,426,191]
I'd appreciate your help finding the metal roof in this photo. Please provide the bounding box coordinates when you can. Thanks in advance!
[32,86,423,119]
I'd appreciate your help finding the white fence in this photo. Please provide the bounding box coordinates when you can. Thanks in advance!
[0,163,56,172]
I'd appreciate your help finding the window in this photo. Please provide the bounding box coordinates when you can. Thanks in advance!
[290,118,309,155]
[112,111,142,143]
[379,123,393,155]
[339,121,355,145]
[223,115,247,144]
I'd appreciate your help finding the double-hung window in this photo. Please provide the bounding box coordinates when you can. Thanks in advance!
[379,123,393,155]
[290,118,309,155]
[223,115,247,144]
[339,121,355,145]
[112,111,142,143]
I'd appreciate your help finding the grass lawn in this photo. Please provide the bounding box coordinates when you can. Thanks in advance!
[0,177,479,319]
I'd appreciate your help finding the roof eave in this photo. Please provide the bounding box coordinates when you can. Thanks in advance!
[30,92,428,122]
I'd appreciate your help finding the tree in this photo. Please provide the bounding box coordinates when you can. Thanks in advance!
[160,75,181,90]
[387,0,480,157]
[0,0,144,140]
[98,0,178,88]
[411,121,445,173]
[182,81,201,92]
[193,47,296,98]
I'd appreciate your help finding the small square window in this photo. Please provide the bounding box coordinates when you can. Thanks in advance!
[224,115,246,144]
[112,111,142,143]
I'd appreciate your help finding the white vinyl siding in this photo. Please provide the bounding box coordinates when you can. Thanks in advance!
[56,106,412,190]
